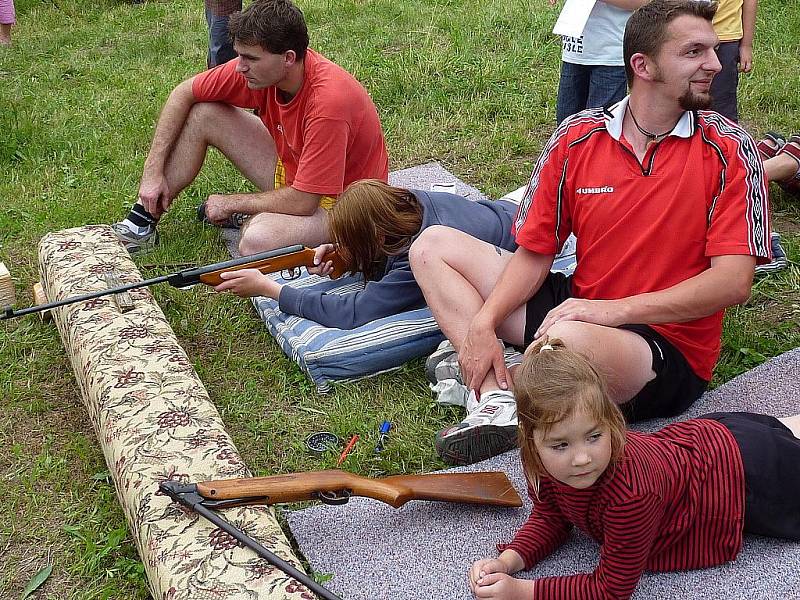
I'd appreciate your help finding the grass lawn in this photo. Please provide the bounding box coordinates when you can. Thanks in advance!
[1,0,799,597]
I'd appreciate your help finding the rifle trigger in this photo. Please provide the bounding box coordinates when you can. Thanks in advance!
[314,490,351,505]
[281,267,302,280]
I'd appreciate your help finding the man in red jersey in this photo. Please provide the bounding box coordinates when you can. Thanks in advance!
[113,0,388,255]
[410,0,771,466]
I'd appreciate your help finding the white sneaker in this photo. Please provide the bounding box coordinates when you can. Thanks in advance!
[431,379,471,409]
[425,339,460,385]
[426,340,524,387]
[435,390,518,465]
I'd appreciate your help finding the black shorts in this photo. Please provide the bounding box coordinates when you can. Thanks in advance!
[703,412,800,541]
[523,272,707,423]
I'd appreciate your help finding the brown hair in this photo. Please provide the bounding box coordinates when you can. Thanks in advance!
[623,0,718,86]
[329,180,424,281]
[229,0,309,59]
[515,338,627,494]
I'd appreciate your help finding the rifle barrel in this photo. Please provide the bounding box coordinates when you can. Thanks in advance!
[160,482,342,600]
[191,502,343,600]
[1,245,312,320]
[1,274,172,320]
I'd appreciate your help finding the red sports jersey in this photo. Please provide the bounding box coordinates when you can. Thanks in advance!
[513,98,771,380]
[192,49,389,198]
[503,420,745,600]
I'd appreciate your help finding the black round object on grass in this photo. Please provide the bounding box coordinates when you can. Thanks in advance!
[306,431,341,455]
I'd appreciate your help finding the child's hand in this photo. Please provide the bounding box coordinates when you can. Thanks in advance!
[739,44,753,73]
[469,558,508,595]
[214,268,281,299]
[471,571,534,599]
[307,243,337,277]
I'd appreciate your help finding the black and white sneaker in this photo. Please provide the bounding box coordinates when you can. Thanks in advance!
[111,222,159,255]
[425,340,460,386]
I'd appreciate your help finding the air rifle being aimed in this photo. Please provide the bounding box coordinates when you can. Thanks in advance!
[160,470,522,600]
[1,245,347,320]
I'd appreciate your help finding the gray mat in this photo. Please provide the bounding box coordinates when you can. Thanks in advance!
[388,162,488,201]
[287,348,800,599]
[220,162,486,255]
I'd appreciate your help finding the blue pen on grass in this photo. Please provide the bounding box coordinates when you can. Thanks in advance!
[374,420,392,453]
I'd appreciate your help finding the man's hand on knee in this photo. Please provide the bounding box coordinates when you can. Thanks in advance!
[535,298,629,339]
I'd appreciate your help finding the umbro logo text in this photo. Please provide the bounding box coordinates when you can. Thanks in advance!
[576,186,614,194]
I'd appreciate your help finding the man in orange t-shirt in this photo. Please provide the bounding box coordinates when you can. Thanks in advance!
[113,0,388,255]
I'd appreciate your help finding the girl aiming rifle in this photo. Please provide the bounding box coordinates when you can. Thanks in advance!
[215,179,519,329]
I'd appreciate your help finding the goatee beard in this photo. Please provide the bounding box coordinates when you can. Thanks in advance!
[679,88,713,111]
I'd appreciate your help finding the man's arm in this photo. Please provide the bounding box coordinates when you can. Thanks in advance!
[460,247,554,392]
[600,0,650,10]
[203,113,349,221]
[534,254,754,339]
[203,186,322,223]
[739,0,758,73]
[139,78,199,216]
[548,0,648,11]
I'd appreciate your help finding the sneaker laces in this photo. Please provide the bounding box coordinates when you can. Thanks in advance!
[462,390,517,427]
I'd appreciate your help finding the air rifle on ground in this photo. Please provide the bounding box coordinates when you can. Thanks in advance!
[1,245,347,320]
[160,468,523,509]
[159,470,522,600]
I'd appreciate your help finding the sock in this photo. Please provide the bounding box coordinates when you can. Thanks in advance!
[123,204,158,234]
[431,379,470,409]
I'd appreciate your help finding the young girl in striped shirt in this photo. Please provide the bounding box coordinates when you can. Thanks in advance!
[469,339,800,600]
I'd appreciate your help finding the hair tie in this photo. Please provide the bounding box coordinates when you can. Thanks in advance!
[539,343,555,352]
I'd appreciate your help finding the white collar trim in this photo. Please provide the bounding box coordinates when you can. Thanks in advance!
[605,95,695,141]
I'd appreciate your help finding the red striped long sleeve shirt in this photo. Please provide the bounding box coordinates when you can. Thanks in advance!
[503,419,745,599]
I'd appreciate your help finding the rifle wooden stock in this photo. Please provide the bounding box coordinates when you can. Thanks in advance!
[196,469,523,509]
[200,247,347,286]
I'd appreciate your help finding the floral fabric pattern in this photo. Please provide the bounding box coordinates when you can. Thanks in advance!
[39,225,313,600]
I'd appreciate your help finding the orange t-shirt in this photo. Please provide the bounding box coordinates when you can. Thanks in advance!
[192,49,388,198]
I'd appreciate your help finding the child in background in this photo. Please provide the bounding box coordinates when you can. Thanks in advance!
[552,0,648,125]
[709,0,757,122]
[0,0,15,46]
[469,338,800,600]
[205,0,242,68]
[707,1,792,275]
